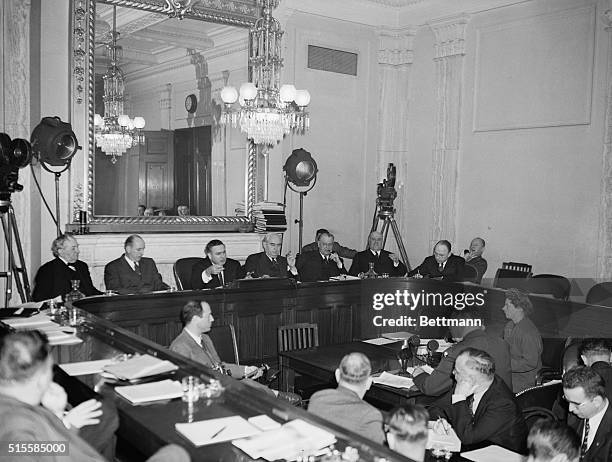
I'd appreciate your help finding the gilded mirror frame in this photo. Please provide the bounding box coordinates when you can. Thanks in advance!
[69,0,259,232]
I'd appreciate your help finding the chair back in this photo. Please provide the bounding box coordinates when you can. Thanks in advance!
[521,407,558,431]
[502,261,533,274]
[278,323,319,353]
[463,264,479,283]
[493,268,531,290]
[526,274,571,300]
[516,381,562,410]
[173,257,206,291]
[586,282,612,307]
[208,324,239,364]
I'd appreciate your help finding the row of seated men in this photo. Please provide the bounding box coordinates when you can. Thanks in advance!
[30,229,487,301]
[2,298,608,462]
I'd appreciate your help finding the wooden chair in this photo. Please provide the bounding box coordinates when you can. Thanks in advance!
[278,323,319,352]
[586,282,612,307]
[526,274,571,300]
[209,324,239,364]
[173,257,206,291]
[516,381,561,430]
[463,264,479,284]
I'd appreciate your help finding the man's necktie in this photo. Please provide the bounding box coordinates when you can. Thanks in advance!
[218,271,224,286]
[134,262,141,276]
[466,395,475,418]
[438,263,444,273]
[580,419,590,460]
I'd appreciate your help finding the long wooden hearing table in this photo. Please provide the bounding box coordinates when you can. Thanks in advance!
[74,277,612,367]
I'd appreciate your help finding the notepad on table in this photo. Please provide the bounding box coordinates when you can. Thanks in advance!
[382,331,418,340]
[248,415,282,431]
[176,416,260,446]
[372,371,414,388]
[60,359,115,376]
[461,445,525,462]
[115,379,183,404]
[232,419,336,461]
[362,337,399,346]
[103,354,177,380]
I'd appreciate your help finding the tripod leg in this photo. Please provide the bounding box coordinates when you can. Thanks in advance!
[0,214,12,306]
[381,219,390,248]
[8,206,30,302]
[389,218,411,271]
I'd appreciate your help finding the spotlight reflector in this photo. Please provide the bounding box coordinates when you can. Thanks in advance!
[31,116,80,167]
[283,148,318,187]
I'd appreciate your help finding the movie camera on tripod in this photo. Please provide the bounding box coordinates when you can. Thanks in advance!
[376,163,397,213]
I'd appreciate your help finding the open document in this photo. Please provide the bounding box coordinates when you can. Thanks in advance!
[115,379,183,404]
[103,354,177,380]
[176,416,260,446]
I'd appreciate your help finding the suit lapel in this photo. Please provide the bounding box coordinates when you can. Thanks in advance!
[587,404,612,457]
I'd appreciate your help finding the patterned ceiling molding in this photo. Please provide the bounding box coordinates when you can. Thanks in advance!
[360,0,426,7]
[429,14,469,59]
[377,27,416,66]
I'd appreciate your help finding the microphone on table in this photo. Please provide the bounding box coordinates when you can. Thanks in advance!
[398,335,420,373]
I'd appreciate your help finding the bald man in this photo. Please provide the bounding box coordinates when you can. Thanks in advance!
[407,240,465,282]
[464,237,487,283]
[349,231,406,277]
[104,235,169,294]
[244,233,297,278]
[308,352,385,444]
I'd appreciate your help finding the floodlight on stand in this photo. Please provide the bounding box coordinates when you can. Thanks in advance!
[283,148,318,251]
[31,116,81,237]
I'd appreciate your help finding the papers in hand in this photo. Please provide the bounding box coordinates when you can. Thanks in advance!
[103,354,178,380]
[372,371,414,389]
[427,424,461,452]
[232,419,336,461]
[115,379,183,404]
[461,445,525,462]
[176,416,260,446]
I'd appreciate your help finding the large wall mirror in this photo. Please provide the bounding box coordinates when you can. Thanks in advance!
[70,0,259,232]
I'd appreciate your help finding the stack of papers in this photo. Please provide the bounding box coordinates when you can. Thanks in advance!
[248,415,282,431]
[427,424,461,452]
[362,337,399,346]
[115,379,183,404]
[1,314,82,346]
[372,371,414,388]
[103,354,177,380]
[232,419,336,461]
[329,275,360,281]
[60,359,115,376]
[382,331,418,340]
[176,416,260,446]
[461,445,525,462]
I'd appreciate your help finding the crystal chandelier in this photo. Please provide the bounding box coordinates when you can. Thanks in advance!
[94,5,145,164]
[219,0,310,146]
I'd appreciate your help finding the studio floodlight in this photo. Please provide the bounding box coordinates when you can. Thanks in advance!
[283,148,318,188]
[31,116,80,171]
[283,148,318,250]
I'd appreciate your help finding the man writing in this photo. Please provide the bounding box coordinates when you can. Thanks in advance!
[407,240,465,282]
[349,231,406,277]
[429,348,527,453]
[244,233,297,278]
[190,240,245,290]
[104,235,169,294]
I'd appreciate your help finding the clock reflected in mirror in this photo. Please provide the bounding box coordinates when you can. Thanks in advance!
[185,94,198,114]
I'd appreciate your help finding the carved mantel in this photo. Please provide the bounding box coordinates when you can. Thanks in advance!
[428,14,469,248]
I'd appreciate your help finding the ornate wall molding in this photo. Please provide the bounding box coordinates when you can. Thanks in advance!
[598,9,612,279]
[428,14,469,247]
[377,27,416,67]
[429,14,468,59]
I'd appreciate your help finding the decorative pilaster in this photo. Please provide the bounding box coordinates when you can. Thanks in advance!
[159,83,173,130]
[428,14,468,247]
[376,27,416,252]
[598,10,612,279]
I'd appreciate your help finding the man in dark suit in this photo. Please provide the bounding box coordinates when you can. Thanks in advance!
[33,233,102,301]
[190,239,245,289]
[463,237,488,284]
[413,310,513,396]
[244,233,297,278]
[349,231,406,277]
[407,240,465,282]
[564,366,612,462]
[301,228,357,259]
[580,339,612,401]
[297,231,347,282]
[104,235,169,295]
[429,348,527,453]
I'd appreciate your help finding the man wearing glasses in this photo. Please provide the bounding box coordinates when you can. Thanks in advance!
[563,367,612,461]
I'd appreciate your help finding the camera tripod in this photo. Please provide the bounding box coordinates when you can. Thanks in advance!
[370,201,411,272]
[0,202,31,305]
